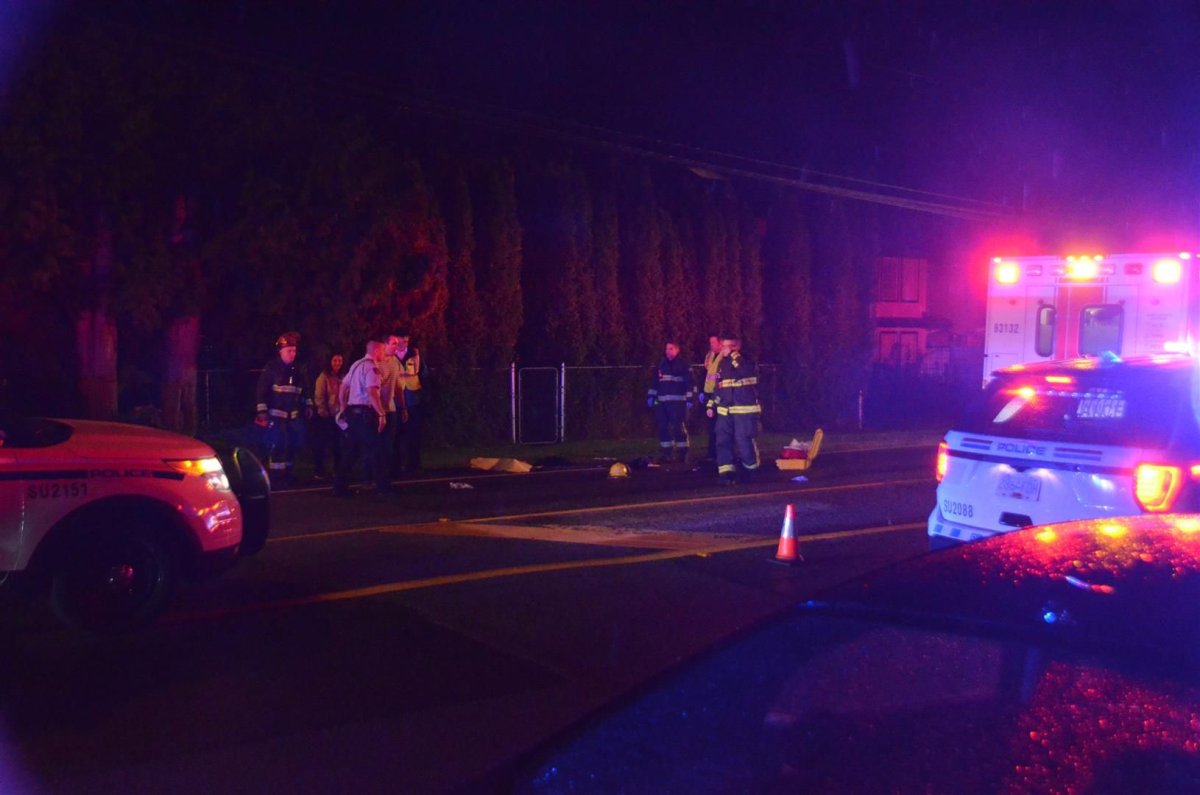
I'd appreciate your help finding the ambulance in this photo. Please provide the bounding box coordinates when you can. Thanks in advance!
[982,252,1200,383]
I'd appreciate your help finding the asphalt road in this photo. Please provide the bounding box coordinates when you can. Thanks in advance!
[0,442,937,794]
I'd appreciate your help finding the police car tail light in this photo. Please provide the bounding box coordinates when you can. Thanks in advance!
[935,442,949,483]
[1134,463,1184,512]
[166,457,231,492]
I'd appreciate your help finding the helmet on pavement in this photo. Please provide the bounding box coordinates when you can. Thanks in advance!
[608,462,630,478]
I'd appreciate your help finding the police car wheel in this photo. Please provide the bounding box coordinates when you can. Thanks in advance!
[49,525,180,633]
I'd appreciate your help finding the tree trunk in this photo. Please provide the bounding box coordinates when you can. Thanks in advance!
[162,314,200,435]
[77,222,118,420]
[76,308,118,420]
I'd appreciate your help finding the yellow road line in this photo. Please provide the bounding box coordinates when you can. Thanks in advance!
[269,521,766,549]
[171,522,925,624]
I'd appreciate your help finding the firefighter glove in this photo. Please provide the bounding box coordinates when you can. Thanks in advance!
[647,397,656,409]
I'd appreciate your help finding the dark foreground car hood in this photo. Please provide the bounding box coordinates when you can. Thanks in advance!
[501,515,1200,794]
[828,513,1200,662]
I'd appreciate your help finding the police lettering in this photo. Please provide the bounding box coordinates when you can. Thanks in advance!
[996,442,1047,456]
[88,469,155,478]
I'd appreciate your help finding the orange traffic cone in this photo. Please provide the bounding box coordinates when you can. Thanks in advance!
[772,504,802,565]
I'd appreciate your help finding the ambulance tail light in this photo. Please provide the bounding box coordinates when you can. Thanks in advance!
[935,442,949,483]
[1153,258,1183,284]
[1134,463,1184,513]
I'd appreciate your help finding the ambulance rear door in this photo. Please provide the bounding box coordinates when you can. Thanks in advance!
[983,280,1055,381]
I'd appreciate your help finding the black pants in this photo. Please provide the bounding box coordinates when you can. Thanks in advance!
[706,412,718,460]
[395,403,423,474]
[654,402,689,455]
[335,409,390,494]
[310,416,341,477]
[383,411,399,476]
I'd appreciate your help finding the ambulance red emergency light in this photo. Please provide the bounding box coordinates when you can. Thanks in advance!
[983,252,1199,384]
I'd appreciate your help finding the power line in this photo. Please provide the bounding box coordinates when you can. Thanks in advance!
[394,95,1007,220]
[451,95,1012,212]
[93,16,1011,221]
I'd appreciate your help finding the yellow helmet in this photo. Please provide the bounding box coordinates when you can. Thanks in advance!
[608,462,630,478]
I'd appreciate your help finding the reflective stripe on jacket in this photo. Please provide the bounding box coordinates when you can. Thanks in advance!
[648,356,695,403]
[256,358,312,420]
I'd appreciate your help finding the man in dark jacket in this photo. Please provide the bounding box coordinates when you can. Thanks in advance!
[255,331,313,488]
[648,340,694,463]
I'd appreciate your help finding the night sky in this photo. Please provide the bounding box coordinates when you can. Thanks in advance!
[5,0,1200,249]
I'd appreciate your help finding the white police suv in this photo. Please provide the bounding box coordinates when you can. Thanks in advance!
[0,414,269,631]
[929,354,1200,548]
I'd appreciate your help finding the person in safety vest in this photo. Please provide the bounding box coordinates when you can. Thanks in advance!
[647,339,694,463]
[390,330,430,475]
[255,331,313,488]
[706,334,760,485]
[698,334,724,463]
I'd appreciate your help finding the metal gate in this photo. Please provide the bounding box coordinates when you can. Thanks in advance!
[517,366,561,444]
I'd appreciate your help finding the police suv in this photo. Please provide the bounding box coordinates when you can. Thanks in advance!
[929,355,1200,547]
[0,414,269,631]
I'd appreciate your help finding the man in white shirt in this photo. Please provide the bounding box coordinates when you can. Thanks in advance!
[334,340,390,497]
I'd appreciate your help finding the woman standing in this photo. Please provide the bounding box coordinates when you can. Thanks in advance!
[311,353,345,480]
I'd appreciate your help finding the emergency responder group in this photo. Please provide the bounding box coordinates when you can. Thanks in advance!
[257,329,759,491]
[646,333,761,483]
[254,330,428,493]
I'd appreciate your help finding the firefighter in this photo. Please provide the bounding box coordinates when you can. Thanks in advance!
[707,334,761,485]
[255,331,313,488]
[647,340,694,463]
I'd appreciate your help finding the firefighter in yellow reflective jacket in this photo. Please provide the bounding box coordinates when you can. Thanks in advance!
[706,334,760,485]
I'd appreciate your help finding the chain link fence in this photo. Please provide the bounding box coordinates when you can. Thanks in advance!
[197,363,781,445]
